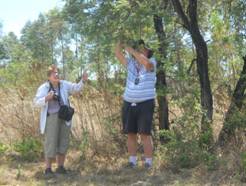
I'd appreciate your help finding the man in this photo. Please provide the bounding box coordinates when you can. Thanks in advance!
[34,65,88,177]
[115,40,156,168]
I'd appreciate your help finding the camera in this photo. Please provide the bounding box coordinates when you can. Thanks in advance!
[126,40,138,50]
[53,91,60,101]
[123,39,154,58]
[124,40,140,50]
[124,39,146,51]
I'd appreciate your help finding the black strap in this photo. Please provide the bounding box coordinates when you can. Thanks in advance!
[48,81,62,106]
[48,81,71,107]
[57,83,62,106]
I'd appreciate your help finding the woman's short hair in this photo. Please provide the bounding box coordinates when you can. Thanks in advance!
[47,64,58,77]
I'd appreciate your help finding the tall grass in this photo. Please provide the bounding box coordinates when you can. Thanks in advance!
[0,86,125,160]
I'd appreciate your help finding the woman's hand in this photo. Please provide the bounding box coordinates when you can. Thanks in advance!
[45,91,54,102]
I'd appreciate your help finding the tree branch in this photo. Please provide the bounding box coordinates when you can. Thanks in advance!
[188,0,198,29]
[187,58,197,74]
[171,0,190,30]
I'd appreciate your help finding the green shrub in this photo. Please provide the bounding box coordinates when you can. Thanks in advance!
[224,109,246,134]
[241,152,246,172]
[199,127,213,149]
[79,130,90,156]
[160,129,220,170]
[169,140,201,168]
[0,142,8,155]
[202,152,219,171]
[13,137,42,161]
[160,130,202,169]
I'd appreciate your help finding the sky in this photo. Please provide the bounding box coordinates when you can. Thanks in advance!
[0,0,65,37]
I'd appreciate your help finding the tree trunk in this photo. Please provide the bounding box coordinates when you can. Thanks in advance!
[188,1,213,126]
[171,0,213,135]
[218,55,246,146]
[60,32,65,78]
[153,15,170,134]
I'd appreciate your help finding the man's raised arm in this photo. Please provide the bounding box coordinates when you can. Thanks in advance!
[115,42,128,66]
[125,47,154,71]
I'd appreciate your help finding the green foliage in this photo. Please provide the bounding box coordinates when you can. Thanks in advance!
[104,114,121,136]
[241,152,246,172]
[230,0,246,56]
[199,127,213,149]
[159,99,217,170]
[0,143,8,155]
[201,152,219,171]
[160,130,201,169]
[0,42,9,60]
[160,129,219,170]
[107,82,125,96]
[79,130,90,156]
[223,109,246,134]
[13,137,42,161]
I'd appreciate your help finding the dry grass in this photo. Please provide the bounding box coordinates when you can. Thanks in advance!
[0,86,245,185]
[0,149,243,186]
[0,86,123,145]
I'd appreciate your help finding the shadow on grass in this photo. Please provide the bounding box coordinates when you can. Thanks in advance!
[32,160,192,186]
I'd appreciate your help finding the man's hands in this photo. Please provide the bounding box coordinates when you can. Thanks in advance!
[115,41,154,71]
[116,41,124,49]
[124,45,154,72]
[45,91,54,102]
[124,46,135,54]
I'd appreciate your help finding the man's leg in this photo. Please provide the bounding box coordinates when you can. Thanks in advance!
[140,134,153,158]
[127,133,138,165]
[140,134,153,164]
[138,100,155,167]
[128,133,137,155]
[122,101,138,166]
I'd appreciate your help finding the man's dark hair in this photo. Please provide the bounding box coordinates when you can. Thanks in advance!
[137,39,154,59]
[137,39,145,46]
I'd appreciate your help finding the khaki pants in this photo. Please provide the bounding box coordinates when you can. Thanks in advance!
[44,113,70,158]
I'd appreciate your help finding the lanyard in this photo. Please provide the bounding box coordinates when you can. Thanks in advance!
[134,61,141,77]
[133,61,141,85]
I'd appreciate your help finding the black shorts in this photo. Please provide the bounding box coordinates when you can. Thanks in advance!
[122,99,155,135]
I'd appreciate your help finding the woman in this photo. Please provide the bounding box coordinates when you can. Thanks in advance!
[34,65,88,177]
